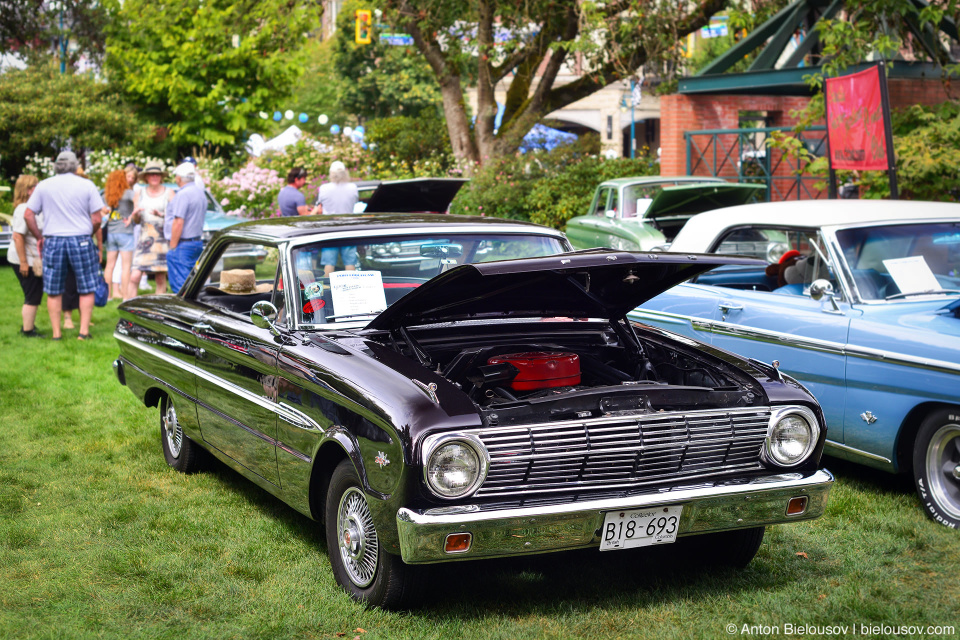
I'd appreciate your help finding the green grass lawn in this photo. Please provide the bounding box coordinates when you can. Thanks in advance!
[1,266,958,639]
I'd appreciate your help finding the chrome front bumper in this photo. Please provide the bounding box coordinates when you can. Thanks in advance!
[396,469,833,564]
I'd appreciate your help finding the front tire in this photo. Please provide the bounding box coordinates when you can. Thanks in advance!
[160,395,202,473]
[325,460,422,609]
[912,409,960,528]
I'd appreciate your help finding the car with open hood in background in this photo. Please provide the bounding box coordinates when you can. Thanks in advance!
[112,212,833,608]
[566,176,765,252]
[632,200,960,528]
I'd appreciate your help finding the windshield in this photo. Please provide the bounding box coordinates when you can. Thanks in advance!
[291,233,567,325]
[836,222,960,300]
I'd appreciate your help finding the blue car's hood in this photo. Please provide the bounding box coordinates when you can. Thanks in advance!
[204,210,248,232]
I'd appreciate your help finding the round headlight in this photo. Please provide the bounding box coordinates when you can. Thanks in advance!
[766,407,819,467]
[423,435,488,499]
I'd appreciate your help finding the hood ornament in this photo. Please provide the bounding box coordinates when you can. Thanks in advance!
[412,379,439,404]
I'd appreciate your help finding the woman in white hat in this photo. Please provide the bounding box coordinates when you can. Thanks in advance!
[127,161,174,297]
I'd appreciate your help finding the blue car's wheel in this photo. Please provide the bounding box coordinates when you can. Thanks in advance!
[913,409,960,528]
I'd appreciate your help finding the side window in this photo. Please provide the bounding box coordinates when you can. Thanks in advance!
[593,188,612,216]
[191,240,281,318]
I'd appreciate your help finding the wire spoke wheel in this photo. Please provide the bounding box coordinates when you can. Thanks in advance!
[336,487,379,588]
[163,402,183,459]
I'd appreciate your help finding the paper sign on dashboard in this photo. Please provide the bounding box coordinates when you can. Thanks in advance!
[329,271,387,318]
[883,256,941,295]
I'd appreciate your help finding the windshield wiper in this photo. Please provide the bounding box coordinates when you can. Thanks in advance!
[885,289,960,300]
[323,310,385,322]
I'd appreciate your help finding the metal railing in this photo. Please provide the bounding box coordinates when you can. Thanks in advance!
[685,126,827,201]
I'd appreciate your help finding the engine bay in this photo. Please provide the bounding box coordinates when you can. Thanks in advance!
[377,319,767,426]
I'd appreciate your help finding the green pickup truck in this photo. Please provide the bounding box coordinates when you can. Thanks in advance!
[566,176,764,251]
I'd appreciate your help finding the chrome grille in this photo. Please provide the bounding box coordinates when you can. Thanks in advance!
[472,407,770,496]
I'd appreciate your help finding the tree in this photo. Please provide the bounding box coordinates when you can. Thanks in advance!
[333,0,443,121]
[0,0,109,67]
[104,0,322,149]
[379,0,728,166]
[0,62,155,180]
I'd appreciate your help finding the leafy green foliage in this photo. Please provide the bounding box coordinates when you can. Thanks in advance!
[451,137,659,228]
[333,0,443,121]
[365,115,453,175]
[0,62,155,180]
[0,0,110,67]
[857,102,960,200]
[285,38,350,139]
[104,0,320,149]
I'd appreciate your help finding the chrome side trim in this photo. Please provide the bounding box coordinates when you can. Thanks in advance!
[631,310,960,376]
[397,468,834,563]
[116,333,317,462]
[824,439,892,464]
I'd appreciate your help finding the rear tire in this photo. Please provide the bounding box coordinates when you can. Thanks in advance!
[160,395,202,473]
[325,460,423,609]
[912,409,960,528]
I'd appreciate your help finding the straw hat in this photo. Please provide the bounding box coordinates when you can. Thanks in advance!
[141,160,166,176]
[214,269,273,295]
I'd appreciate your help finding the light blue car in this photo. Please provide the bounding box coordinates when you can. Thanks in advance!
[631,200,960,528]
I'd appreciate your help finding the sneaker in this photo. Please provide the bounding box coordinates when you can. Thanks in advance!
[139,275,151,291]
[20,327,43,338]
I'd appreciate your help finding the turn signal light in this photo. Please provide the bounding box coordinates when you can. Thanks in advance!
[786,496,808,516]
[444,533,472,553]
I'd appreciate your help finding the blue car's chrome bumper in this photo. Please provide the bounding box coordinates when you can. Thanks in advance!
[397,469,833,564]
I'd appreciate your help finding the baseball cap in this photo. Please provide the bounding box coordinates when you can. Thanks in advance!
[173,162,197,178]
[56,151,78,164]
[330,160,346,173]
[181,156,198,165]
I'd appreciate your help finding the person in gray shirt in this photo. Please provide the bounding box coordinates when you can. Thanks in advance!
[165,163,209,293]
[23,151,106,341]
[316,161,359,275]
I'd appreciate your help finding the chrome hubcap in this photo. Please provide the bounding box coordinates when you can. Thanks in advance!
[926,424,960,519]
[337,487,378,587]
[163,403,183,458]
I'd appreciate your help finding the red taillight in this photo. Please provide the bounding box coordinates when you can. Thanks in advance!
[786,496,808,516]
[444,533,472,553]
[487,352,580,391]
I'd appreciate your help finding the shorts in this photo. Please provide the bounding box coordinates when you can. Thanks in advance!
[320,245,358,269]
[106,232,136,252]
[12,265,44,306]
[43,235,100,296]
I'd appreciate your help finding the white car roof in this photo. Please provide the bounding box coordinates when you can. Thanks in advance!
[669,200,960,253]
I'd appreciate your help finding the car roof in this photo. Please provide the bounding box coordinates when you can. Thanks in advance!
[215,212,567,242]
[669,200,960,252]
[599,175,728,188]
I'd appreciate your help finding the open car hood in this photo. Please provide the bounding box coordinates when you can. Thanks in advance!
[366,250,763,330]
[363,178,469,213]
[643,183,765,222]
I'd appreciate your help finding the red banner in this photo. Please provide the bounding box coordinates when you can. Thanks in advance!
[825,66,889,171]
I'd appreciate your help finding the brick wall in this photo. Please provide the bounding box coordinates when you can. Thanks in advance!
[661,78,952,200]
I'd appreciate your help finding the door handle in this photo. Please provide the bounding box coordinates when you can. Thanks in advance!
[718,303,743,312]
[193,322,213,333]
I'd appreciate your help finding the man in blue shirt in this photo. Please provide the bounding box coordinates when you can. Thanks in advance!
[166,163,207,293]
[278,167,319,217]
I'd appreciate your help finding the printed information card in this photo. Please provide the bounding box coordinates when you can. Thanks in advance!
[329,271,387,319]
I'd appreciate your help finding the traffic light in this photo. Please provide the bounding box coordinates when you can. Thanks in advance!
[355,9,372,45]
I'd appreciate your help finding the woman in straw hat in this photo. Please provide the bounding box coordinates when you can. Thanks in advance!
[127,161,174,297]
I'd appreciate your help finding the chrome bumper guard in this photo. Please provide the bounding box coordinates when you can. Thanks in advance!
[397,469,833,564]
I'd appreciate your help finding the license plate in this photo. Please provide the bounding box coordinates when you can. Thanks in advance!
[599,505,683,551]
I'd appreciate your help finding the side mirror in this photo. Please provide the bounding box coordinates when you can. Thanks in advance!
[604,209,617,219]
[251,300,279,335]
[808,279,834,301]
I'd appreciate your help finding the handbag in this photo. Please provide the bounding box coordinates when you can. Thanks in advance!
[94,270,109,307]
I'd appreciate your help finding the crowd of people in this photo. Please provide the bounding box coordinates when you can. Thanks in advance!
[7,152,207,341]
[9,155,354,340]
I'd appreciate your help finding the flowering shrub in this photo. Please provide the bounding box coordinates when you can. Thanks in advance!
[23,150,172,185]
[209,162,284,219]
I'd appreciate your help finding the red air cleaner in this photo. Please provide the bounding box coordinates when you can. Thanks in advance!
[487,352,580,391]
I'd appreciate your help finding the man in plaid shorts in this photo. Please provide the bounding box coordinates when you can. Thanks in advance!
[24,151,106,341]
